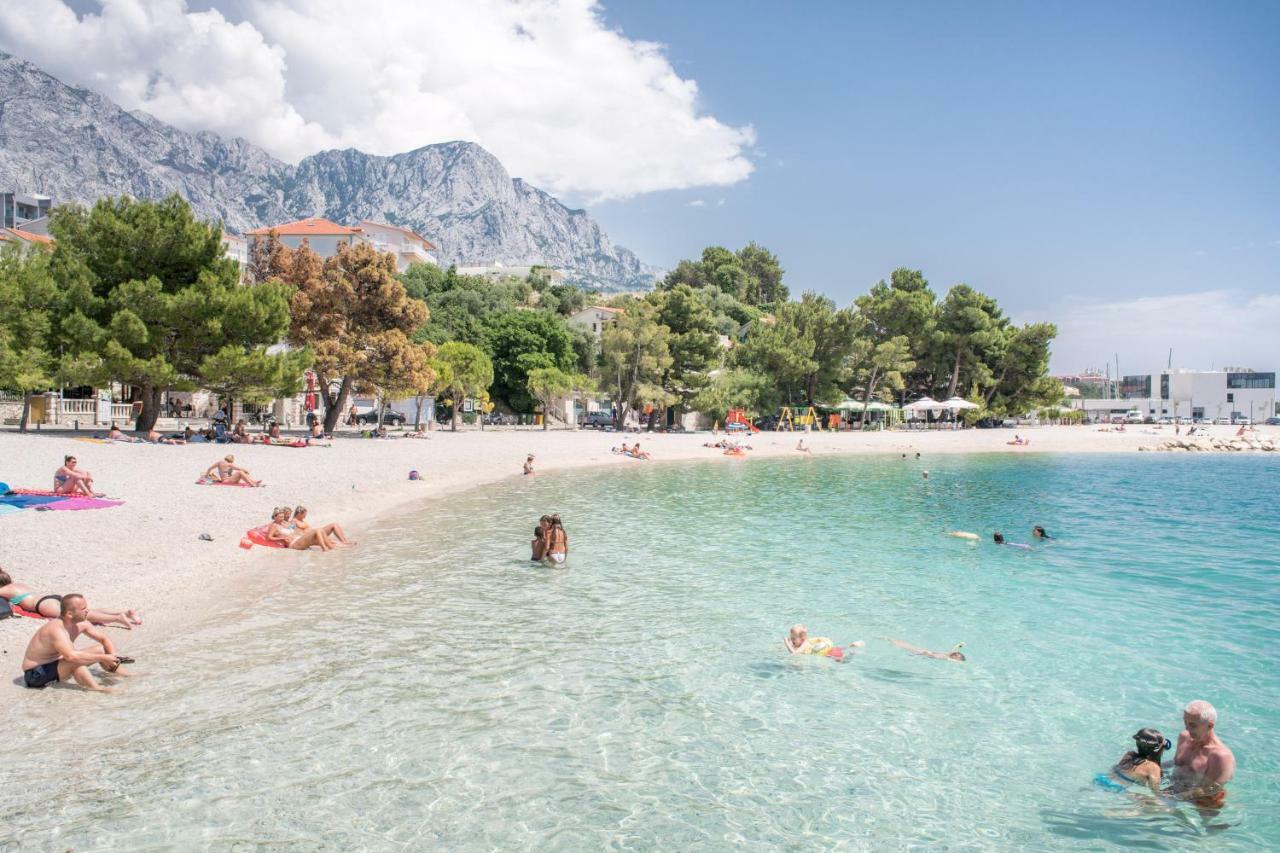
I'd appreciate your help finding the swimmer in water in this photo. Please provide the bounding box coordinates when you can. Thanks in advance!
[948,531,980,540]
[785,624,863,659]
[993,532,1031,549]
[884,638,966,661]
[1032,525,1052,540]
[1097,728,1169,793]
[922,470,929,479]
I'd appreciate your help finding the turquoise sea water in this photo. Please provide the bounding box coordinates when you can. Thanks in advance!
[5,453,1279,849]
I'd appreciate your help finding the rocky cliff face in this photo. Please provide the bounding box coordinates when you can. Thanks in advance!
[0,51,656,290]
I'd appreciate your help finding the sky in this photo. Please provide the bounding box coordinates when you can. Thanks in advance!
[1,1,1277,376]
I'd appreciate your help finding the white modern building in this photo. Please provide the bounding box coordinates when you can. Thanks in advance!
[2,191,52,231]
[358,221,437,271]
[220,232,249,268]
[455,261,566,283]
[567,305,623,341]
[246,217,438,273]
[1068,368,1277,422]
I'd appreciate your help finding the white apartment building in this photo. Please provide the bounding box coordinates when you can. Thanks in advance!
[246,217,438,272]
[568,305,623,341]
[358,221,437,271]
[220,233,249,267]
[1069,368,1277,422]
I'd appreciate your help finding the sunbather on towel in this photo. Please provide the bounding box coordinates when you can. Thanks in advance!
[266,507,335,551]
[20,594,128,692]
[147,427,184,445]
[0,569,141,628]
[53,455,102,496]
[106,425,140,443]
[203,454,262,487]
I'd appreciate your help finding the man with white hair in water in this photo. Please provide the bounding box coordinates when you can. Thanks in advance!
[1172,699,1235,807]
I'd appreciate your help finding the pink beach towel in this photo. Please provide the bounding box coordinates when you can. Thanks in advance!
[41,497,125,511]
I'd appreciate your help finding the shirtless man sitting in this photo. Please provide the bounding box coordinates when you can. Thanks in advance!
[1171,699,1235,807]
[20,594,128,692]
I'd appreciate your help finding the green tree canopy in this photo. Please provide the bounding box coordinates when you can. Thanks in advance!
[601,300,672,430]
[483,310,577,412]
[433,341,494,431]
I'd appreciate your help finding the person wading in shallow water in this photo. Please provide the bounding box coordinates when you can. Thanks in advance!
[1172,700,1235,808]
[543,515,569,565]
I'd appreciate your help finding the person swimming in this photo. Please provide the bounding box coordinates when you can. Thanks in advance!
[1032,525,1052,540]
[993,531,1031,549]
[784,624,861,661]
[948,531,980,540]
[885,638,966,661]
[1095,728,1169,793]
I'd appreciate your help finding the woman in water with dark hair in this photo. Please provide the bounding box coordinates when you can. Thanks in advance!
[1097,728,1169,792]
[543,515,569,565]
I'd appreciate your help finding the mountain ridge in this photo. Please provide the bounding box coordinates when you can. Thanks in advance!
[0,51,656,290]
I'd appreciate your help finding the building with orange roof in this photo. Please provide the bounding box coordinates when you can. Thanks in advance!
[0,227,54,247]
[246,216,439,273]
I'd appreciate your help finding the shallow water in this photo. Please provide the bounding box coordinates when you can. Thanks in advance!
[6,453,1279,849]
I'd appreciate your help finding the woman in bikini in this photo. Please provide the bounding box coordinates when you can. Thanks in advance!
[291,505,354,545]
[203,455,262,487]
[0,569,141,628]
[266,507,334,551]
[54,456,101,496]
[543,515,569,565]
[1097,728,1168,793]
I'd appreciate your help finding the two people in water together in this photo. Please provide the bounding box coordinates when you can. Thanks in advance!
[1096,700,1235,809]
[530,514,569,565]
[949,526,1051,547]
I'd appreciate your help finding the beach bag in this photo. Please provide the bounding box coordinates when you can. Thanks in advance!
[0,600,12,620]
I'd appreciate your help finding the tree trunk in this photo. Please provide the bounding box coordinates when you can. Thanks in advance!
[945,348,963,400]
[134,384,163,432]
[983,366,1008,408]
[451,387,460,431]
[19,394,31,433]
[413,395,425,431]
[322,375,353,433]
[860,368,880,428]
[543,399,550,430]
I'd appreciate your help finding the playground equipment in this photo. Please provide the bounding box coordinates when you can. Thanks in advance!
[725,408,759,432]
[777,406,820,431]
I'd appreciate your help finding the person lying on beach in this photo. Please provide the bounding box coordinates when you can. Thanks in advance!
[20,594,129,691]
[614,442,631,455]
[266,507,335,551]
[992,532,1030,549]
[523,454,536,476]
[543,515,568,565]
[1007,435,1029,446]
[146,427,184,445]
[1096,728,1169,793]
[203,454,262,487]
[106,425,140,443]
[630,443,652,460]
[948,530,980,540]
[884,638,966,661]
[796,439,811,454]
[1032,525,1052,540]
[291,505,354,546]
[1,570,141,629]
[54,455,102,496]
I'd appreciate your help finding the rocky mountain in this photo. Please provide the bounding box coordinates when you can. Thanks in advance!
[0,51,656,291]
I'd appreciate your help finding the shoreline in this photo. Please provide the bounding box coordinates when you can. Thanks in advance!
[2,424,1275,677]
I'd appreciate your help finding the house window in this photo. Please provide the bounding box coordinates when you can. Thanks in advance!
[1227,372,1275,389]
[1227,393,1234,403]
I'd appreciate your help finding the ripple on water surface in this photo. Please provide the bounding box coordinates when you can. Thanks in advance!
[4,453,1279,849]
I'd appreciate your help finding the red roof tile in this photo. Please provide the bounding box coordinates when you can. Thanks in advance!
[246,217,361,237]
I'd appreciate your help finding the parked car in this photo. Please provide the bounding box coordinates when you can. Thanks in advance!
[355,409,406,426]
[1124,410,1145,424]
[1232,416,1252,426]
[484,412,518,426]
[1266,417,1280,426]
[579,411,615,429]
[1213,417,1231,425]
[1157,416,1174,425]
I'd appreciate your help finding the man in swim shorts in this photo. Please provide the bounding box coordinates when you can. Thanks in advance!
[20,594,126,691]
[1171,700,1235,807]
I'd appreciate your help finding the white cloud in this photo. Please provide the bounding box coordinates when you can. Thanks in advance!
[1048,290,1280,375]
[0,0,755,200]
[686,199,706,207]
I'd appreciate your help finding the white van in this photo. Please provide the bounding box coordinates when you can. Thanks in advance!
[1124,410,1145,424]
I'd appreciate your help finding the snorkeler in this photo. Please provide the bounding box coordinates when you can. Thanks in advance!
[993,532,1030,549]
[884,638,966,662]
[1094,728,1169,793]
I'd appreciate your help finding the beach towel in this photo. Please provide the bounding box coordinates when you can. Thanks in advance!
[40,497,124,511]
[0,493,64,509]
[239,524,286,550]
[12,603,47,620]
[195,477,260,487]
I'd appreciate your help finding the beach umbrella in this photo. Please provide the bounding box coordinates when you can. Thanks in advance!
[941,397,979,411]
[904,397,941,412]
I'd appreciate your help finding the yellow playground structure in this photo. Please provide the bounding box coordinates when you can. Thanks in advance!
[777,406,821,431]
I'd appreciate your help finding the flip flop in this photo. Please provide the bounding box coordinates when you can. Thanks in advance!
[198,533,214,541]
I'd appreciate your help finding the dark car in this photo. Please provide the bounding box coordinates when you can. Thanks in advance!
[579,411,615,429]
[1267,417,1280,426]
[753,414,780,431]
[356,409,406,426]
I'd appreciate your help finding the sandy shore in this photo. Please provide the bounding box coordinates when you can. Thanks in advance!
[1,422,1272,671]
